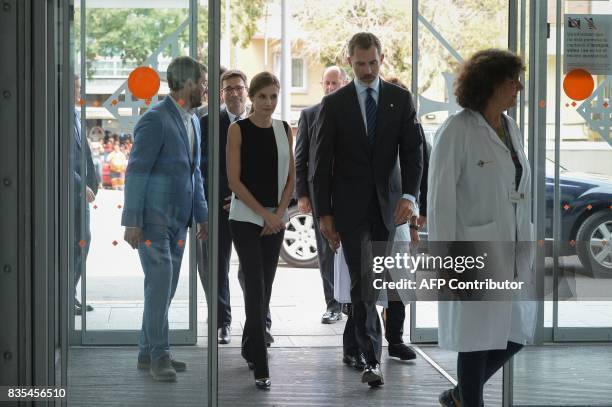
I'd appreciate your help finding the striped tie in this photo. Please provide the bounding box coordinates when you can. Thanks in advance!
[365,87,377,145]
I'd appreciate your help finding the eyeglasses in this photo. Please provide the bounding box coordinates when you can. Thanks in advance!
[222,85,246,94]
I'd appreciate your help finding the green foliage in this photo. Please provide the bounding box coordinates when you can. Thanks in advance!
[293,0,507,94]
[75,2,269,75]
[76,8,195,75]
[225,0,270,48]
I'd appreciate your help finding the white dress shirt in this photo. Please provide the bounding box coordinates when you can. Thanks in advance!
[353,77,416,207]
[169,95,196,161]
[226,108,246,123]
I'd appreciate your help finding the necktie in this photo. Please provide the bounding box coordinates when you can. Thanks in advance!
[365,87,377,145]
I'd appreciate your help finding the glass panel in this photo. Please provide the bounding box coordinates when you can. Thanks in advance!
[555,0,612,331]
[78,0,193,335]
[513,0,612,404]
[415,0,509,337]
[67,0,207,404]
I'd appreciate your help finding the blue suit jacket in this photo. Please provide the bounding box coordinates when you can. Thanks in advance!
[121,96,208,229]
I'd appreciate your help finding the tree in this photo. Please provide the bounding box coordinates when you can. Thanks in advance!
[293,0,507,96]
[76,8,195,75]
[75,1,270,75]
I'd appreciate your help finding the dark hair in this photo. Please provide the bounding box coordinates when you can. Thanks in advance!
[167,56,205,92]
[386,77,408,90]
[348,32,382,56]
[455,49,525,111]
[248,72,280,113]
[221,69,248,87]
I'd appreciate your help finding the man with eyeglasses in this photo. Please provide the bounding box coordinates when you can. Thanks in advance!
[200,69,274,345]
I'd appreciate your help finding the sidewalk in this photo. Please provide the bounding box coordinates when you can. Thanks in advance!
[77,190,612,339]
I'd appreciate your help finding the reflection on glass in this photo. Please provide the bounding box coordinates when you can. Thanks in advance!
[68,2,207,405]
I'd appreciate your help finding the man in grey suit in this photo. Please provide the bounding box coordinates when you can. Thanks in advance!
[122,56,208,382]
[295,66,348,324]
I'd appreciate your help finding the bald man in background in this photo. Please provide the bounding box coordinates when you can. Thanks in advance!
[295,66,349,325]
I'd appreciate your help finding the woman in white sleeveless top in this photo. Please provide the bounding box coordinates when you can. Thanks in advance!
[226,71,295,389]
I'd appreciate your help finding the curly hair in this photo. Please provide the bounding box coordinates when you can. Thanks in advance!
[454,49,525,111]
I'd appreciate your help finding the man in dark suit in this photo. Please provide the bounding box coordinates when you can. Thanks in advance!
[295,66,349,324]
[73,74,98,316]
[313,32,423,387]
[123,56,208,382]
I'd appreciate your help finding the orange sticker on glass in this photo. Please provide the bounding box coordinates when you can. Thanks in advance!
[112,240,118,246]
[79,239,86,248]
[563,69,594,101]
[178,240,184,248]
[145,240,152,247]
[127,66,160,100]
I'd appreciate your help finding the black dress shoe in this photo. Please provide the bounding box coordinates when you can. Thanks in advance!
[321,310,343,324]
[388,343,417,360]
[75,297,93,314]
[342,353,366,370]
[438,387,460,407]
[217,325,231,344]
[265,328,274,347]
[361,363,384,386]
[341,303,350,316]
[255,378,271,389]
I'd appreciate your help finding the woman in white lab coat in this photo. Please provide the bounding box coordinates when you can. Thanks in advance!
[428,49,536,407]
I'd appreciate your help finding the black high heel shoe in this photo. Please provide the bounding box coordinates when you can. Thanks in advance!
[255,378,271,389]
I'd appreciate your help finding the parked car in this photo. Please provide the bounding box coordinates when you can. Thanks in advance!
[545,171,612,276]
[279,206,319,268]
[280,171,612,276]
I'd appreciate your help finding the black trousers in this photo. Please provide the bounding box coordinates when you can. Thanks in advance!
[344,300,406,357]
[457,341,523,407]
[382,301,406,345]
[230,220,284,379]
[309,182,341,313]
[340,197,388,365]
[238,266,272,329]
[197,207,233,326]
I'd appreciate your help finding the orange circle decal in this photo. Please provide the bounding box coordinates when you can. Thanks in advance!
[127,66,160,100]
[563,69,594,101]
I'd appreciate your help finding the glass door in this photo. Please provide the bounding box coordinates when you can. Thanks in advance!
[70,0,200,346]
[410,0,517,344]
[511,0,612,405]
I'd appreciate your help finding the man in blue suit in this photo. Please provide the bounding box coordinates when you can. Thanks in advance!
[122,56,209,382]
